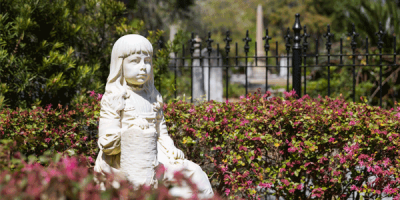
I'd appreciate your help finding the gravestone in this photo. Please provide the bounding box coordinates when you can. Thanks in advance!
[279,55,291,77]
[201,48,223,102]
[192,36,205,101]
[192,36,223,102]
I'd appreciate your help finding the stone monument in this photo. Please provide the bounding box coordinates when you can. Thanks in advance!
[201,48,223,102]
[280,54,290,77]
[94,34,214,198]
[251,4,267,80]
[192,36,205,101]
[192,36,223,102]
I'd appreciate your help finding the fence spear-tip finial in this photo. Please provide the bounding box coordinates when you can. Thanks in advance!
[348,23,359,50]
[284,27,292,51]
[323,25,334,51]
[293,14,302,31]
[302,25,310,52]
[206,31,214,54]
[376,22,385,49]
[189,32,196,55]
[224,31,232,54]
[263,28,272,52]
[243,30,252,53]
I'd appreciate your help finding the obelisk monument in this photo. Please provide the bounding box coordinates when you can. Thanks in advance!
[252,4,267,81]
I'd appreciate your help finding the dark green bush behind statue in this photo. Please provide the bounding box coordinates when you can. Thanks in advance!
[0,0,139,109]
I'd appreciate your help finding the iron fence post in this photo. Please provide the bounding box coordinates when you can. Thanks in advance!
[292,14,302,98]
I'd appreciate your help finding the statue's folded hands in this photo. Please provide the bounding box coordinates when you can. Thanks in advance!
[130,117,149,130]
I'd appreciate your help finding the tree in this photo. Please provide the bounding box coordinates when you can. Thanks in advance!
[0,0,139,109]
[306,0,400,108]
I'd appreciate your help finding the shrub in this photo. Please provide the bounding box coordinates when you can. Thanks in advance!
[0,91,101,161]
[2,90,400,199]
[0,145,220,200]
[165,90,400,199]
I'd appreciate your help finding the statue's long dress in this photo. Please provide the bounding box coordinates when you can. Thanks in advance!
[94,89,213,198]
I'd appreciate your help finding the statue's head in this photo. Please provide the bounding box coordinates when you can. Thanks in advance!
[105,34,155,97]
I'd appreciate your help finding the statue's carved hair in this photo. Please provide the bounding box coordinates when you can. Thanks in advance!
[101,34,159,112]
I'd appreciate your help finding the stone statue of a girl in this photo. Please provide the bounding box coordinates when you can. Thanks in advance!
[94,34,213,198]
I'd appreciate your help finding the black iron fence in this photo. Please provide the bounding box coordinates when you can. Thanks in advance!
[157,14,399,107]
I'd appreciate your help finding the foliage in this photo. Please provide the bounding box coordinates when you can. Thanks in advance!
[0,141,219,200]
[2,91,400,199]
[0,91,101,160]
[0,0,139,109]
[125,0,195,33]
[305,0,400,108]
[192,0,334,58]
[152,30,192,101]
[165,90,400,199]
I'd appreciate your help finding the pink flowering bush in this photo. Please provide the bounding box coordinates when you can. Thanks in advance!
[0,91,100,162]
[164,90,400,199]
[1,89,400,199]
[0,141,222,200]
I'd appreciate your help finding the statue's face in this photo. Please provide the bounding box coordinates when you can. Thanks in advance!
[123,50,152,86]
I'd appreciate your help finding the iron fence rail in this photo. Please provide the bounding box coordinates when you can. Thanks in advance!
[156,14,399,108]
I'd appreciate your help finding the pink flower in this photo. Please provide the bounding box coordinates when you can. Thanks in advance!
[240,119,249,125]
[239,146,248,151]
[225,188,230,196]
[221,166,228,173]
[281,179,290,186]
[289,189,295,193]
[240,95,244,100]
[45,138,51,143]
[297,184,304,190]
[269,105,274,110]
[45,104,52,111]
[206,105,214,112]
[203,116,208,121]
[280,168,286,173]
[62,157,78,179]
[259,182,272,188]
[283,89,297,99]
[350,185,358,191]
[288,147,297,153]
[89,90,95,97]
[349,121,356,126]
[97,93,103,100]
[328,137,335,143]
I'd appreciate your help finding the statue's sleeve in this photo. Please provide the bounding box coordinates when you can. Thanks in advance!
[156,110,176,150]
[97,96,122,155]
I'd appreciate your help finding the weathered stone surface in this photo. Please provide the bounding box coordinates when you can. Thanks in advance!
[94,34,214,198]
